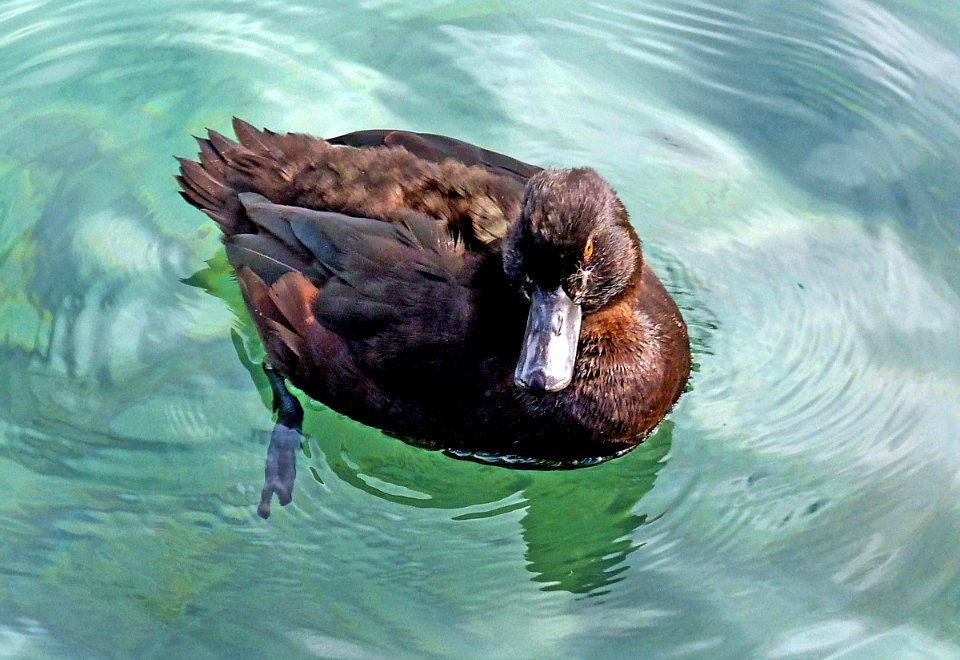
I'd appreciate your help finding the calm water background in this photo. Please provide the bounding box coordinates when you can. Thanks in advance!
[1,0,959,657]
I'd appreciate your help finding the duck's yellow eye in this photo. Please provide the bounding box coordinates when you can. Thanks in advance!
[583,238,594,259]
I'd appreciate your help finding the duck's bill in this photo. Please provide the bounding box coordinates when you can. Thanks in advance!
[515,285,582,392]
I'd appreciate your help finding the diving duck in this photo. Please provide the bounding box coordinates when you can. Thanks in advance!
[177,118,691,517]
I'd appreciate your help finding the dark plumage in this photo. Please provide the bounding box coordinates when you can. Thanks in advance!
[177,118,690,512]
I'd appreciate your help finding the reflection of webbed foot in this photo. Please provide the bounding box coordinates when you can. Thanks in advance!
[257,363,304,519]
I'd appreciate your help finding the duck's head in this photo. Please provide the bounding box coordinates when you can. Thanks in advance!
[503,167,641,393]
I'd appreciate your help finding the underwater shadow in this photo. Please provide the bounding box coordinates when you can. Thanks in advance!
[301,405,673,597]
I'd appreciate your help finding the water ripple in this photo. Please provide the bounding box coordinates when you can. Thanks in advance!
[659,200,960,585]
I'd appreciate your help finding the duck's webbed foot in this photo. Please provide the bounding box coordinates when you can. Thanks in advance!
[257,363,304,519]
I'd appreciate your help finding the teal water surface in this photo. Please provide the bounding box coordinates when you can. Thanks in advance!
[2,0,960,657]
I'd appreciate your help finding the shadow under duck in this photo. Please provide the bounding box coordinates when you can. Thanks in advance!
[177,118,691,517]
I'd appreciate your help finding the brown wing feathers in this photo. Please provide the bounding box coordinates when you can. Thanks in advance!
[234,265,302,367]
[176,118,525,384]
[235,265,326,377]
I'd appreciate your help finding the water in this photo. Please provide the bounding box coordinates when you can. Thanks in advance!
[1,0,959,657]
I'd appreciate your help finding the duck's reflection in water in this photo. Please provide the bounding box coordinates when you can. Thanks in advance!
[517,430,668,595]
[303,403,671,597]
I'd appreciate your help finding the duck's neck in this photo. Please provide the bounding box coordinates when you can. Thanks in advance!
[563,250,688,441]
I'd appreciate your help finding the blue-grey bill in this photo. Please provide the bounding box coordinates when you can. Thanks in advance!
[515,285,582,392]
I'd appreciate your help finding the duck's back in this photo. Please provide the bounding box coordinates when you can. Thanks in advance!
[179,120,535,243]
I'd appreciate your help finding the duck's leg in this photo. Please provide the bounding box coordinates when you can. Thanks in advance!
[257,363,304,519]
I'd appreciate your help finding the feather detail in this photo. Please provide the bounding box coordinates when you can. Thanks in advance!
[267,272,318,338]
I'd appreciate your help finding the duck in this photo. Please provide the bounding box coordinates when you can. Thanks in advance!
[177,118,691,517]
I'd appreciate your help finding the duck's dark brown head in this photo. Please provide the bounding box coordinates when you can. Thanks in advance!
[503,167,641,393]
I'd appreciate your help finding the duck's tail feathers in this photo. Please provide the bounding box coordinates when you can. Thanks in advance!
[176,117,318,237]
[176,127,241,233]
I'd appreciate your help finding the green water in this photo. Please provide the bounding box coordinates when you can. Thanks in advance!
[2,0,960,657]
